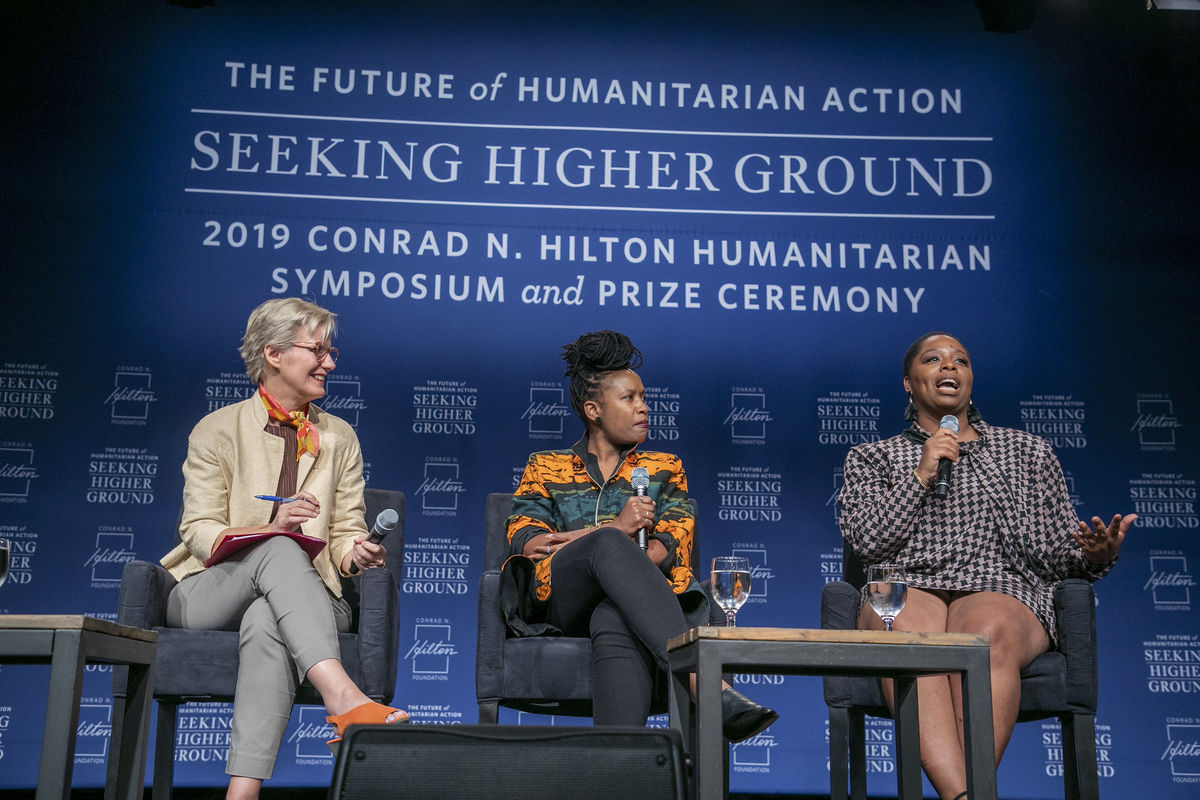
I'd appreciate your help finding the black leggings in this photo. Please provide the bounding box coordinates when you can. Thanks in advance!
[545,526,693,725]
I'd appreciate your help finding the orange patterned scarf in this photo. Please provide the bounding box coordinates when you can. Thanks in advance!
[258,385,319,460]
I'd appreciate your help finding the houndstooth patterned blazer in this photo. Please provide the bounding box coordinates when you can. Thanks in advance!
[838,419,1114,642]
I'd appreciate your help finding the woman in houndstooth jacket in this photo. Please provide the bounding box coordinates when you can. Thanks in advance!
[838,332,1137,800]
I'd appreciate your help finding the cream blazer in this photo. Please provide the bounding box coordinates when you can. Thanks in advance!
[160,395,368,597]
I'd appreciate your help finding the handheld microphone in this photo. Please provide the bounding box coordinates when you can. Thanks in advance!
[631,466,650,550]
[934,414,959,499]
[350,508,399,575]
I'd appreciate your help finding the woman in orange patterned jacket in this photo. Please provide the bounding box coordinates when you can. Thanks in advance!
[503,329,777,742]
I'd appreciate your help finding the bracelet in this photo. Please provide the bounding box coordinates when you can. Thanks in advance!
[912,469,933,491]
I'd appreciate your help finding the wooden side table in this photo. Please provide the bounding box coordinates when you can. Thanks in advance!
[666,626,996,800]
[0,614,157,800]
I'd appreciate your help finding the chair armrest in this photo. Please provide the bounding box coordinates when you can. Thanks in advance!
[821,581,861,631]
[116,560,176,630]
[354,565,399,701]
[1053,578,1098,712]
[475,569,506,699]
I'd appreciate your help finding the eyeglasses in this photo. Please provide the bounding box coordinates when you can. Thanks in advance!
[291,342,339,363]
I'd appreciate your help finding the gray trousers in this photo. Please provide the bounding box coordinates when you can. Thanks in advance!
[166,536,351,779]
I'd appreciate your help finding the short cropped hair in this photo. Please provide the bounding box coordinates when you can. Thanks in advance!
[239,298,337,384]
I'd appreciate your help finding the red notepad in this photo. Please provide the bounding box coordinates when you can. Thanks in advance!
[204,531,327,567]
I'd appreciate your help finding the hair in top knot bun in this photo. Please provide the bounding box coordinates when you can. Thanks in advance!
[561,330,643,423]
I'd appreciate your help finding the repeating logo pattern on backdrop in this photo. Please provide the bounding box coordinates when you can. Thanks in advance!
[1146,552,1195,612]
[716,466,782,523]
[407,619,458,681]
[0,526,35,586]
[1040,719,1116,779]
[203,372,254,413]
[1129,473,1198,529]
[727,387,771,445]
[1021,394,1087,449]
[106,367,156,426]
[322,373,366,427]
[85,526,137,589]
[416,456,466,517]
[1133,394,1183,453]
[174,703,231,767]
[645,385,681,442]
[1162,718,1200,784]
[0,442,38,503]
[523,381,571,440]
[0,363,57,421]
[1143,634,1200,695]
[411,379,477,435]
[86,448,157,506]
[816,391,881,447]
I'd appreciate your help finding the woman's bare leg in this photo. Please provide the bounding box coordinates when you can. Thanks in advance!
[946,591,1050,762]
[861,587,968,800]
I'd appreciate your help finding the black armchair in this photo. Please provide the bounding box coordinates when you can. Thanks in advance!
[821,552,1100,800]
[110,488,405,800]
[475,492,594,722]
[475,492,702,724]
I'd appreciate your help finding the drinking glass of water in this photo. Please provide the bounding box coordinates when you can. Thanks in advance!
[866,563,908,631]
[710,556,752,627]
[0,538,10,588]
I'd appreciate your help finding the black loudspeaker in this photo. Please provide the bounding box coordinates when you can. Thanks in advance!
[328,724,688,800]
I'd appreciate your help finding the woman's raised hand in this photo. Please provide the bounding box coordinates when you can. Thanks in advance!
[1073,513,1137,565]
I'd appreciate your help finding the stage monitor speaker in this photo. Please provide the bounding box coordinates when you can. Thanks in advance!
[328,724,688,800]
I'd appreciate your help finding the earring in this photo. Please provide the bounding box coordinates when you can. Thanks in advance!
[904,392,918,422]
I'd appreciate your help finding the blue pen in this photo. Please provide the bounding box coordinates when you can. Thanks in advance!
[255,494,299,503]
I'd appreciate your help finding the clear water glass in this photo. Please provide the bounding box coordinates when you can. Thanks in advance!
[710,556,752,627]
[0,538,10,588]
[866,563,908,631]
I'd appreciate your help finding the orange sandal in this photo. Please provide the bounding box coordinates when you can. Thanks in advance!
[326,701,409,752]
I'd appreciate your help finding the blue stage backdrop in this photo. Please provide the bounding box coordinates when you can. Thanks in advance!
[1,2,1197,796]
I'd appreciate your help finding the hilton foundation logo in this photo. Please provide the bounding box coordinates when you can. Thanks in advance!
[106,368,156,425]
[1020,394,1087,449]
[417,458,466,516]
[1129,473,1198,529]
[523,382,571,439]
[1163,719,1200,781]
[816,392,880,446]
[406,620,458,680]
[1144,635,1200,695]
[0,443,38,502]
[645,386,681,442]
[731,543,774,603]
[322,375,367,427]
[0,363,58,420]
[731,730,778,772]
[828,468,845,523]
[1145,552,1195,611]
[727,387,771,444]
[1132,394,1183,453]
[288,706,335,763]
[86,448,157,505]
[85,528,137,588]
[74,698,113,764]
[411,380,477,435]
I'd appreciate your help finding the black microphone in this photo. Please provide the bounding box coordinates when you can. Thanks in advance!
[350,508,399,575]
[632,466,650,550]
[934,414,959,499]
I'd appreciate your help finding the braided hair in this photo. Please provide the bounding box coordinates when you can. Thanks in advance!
[561,330,644,424]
